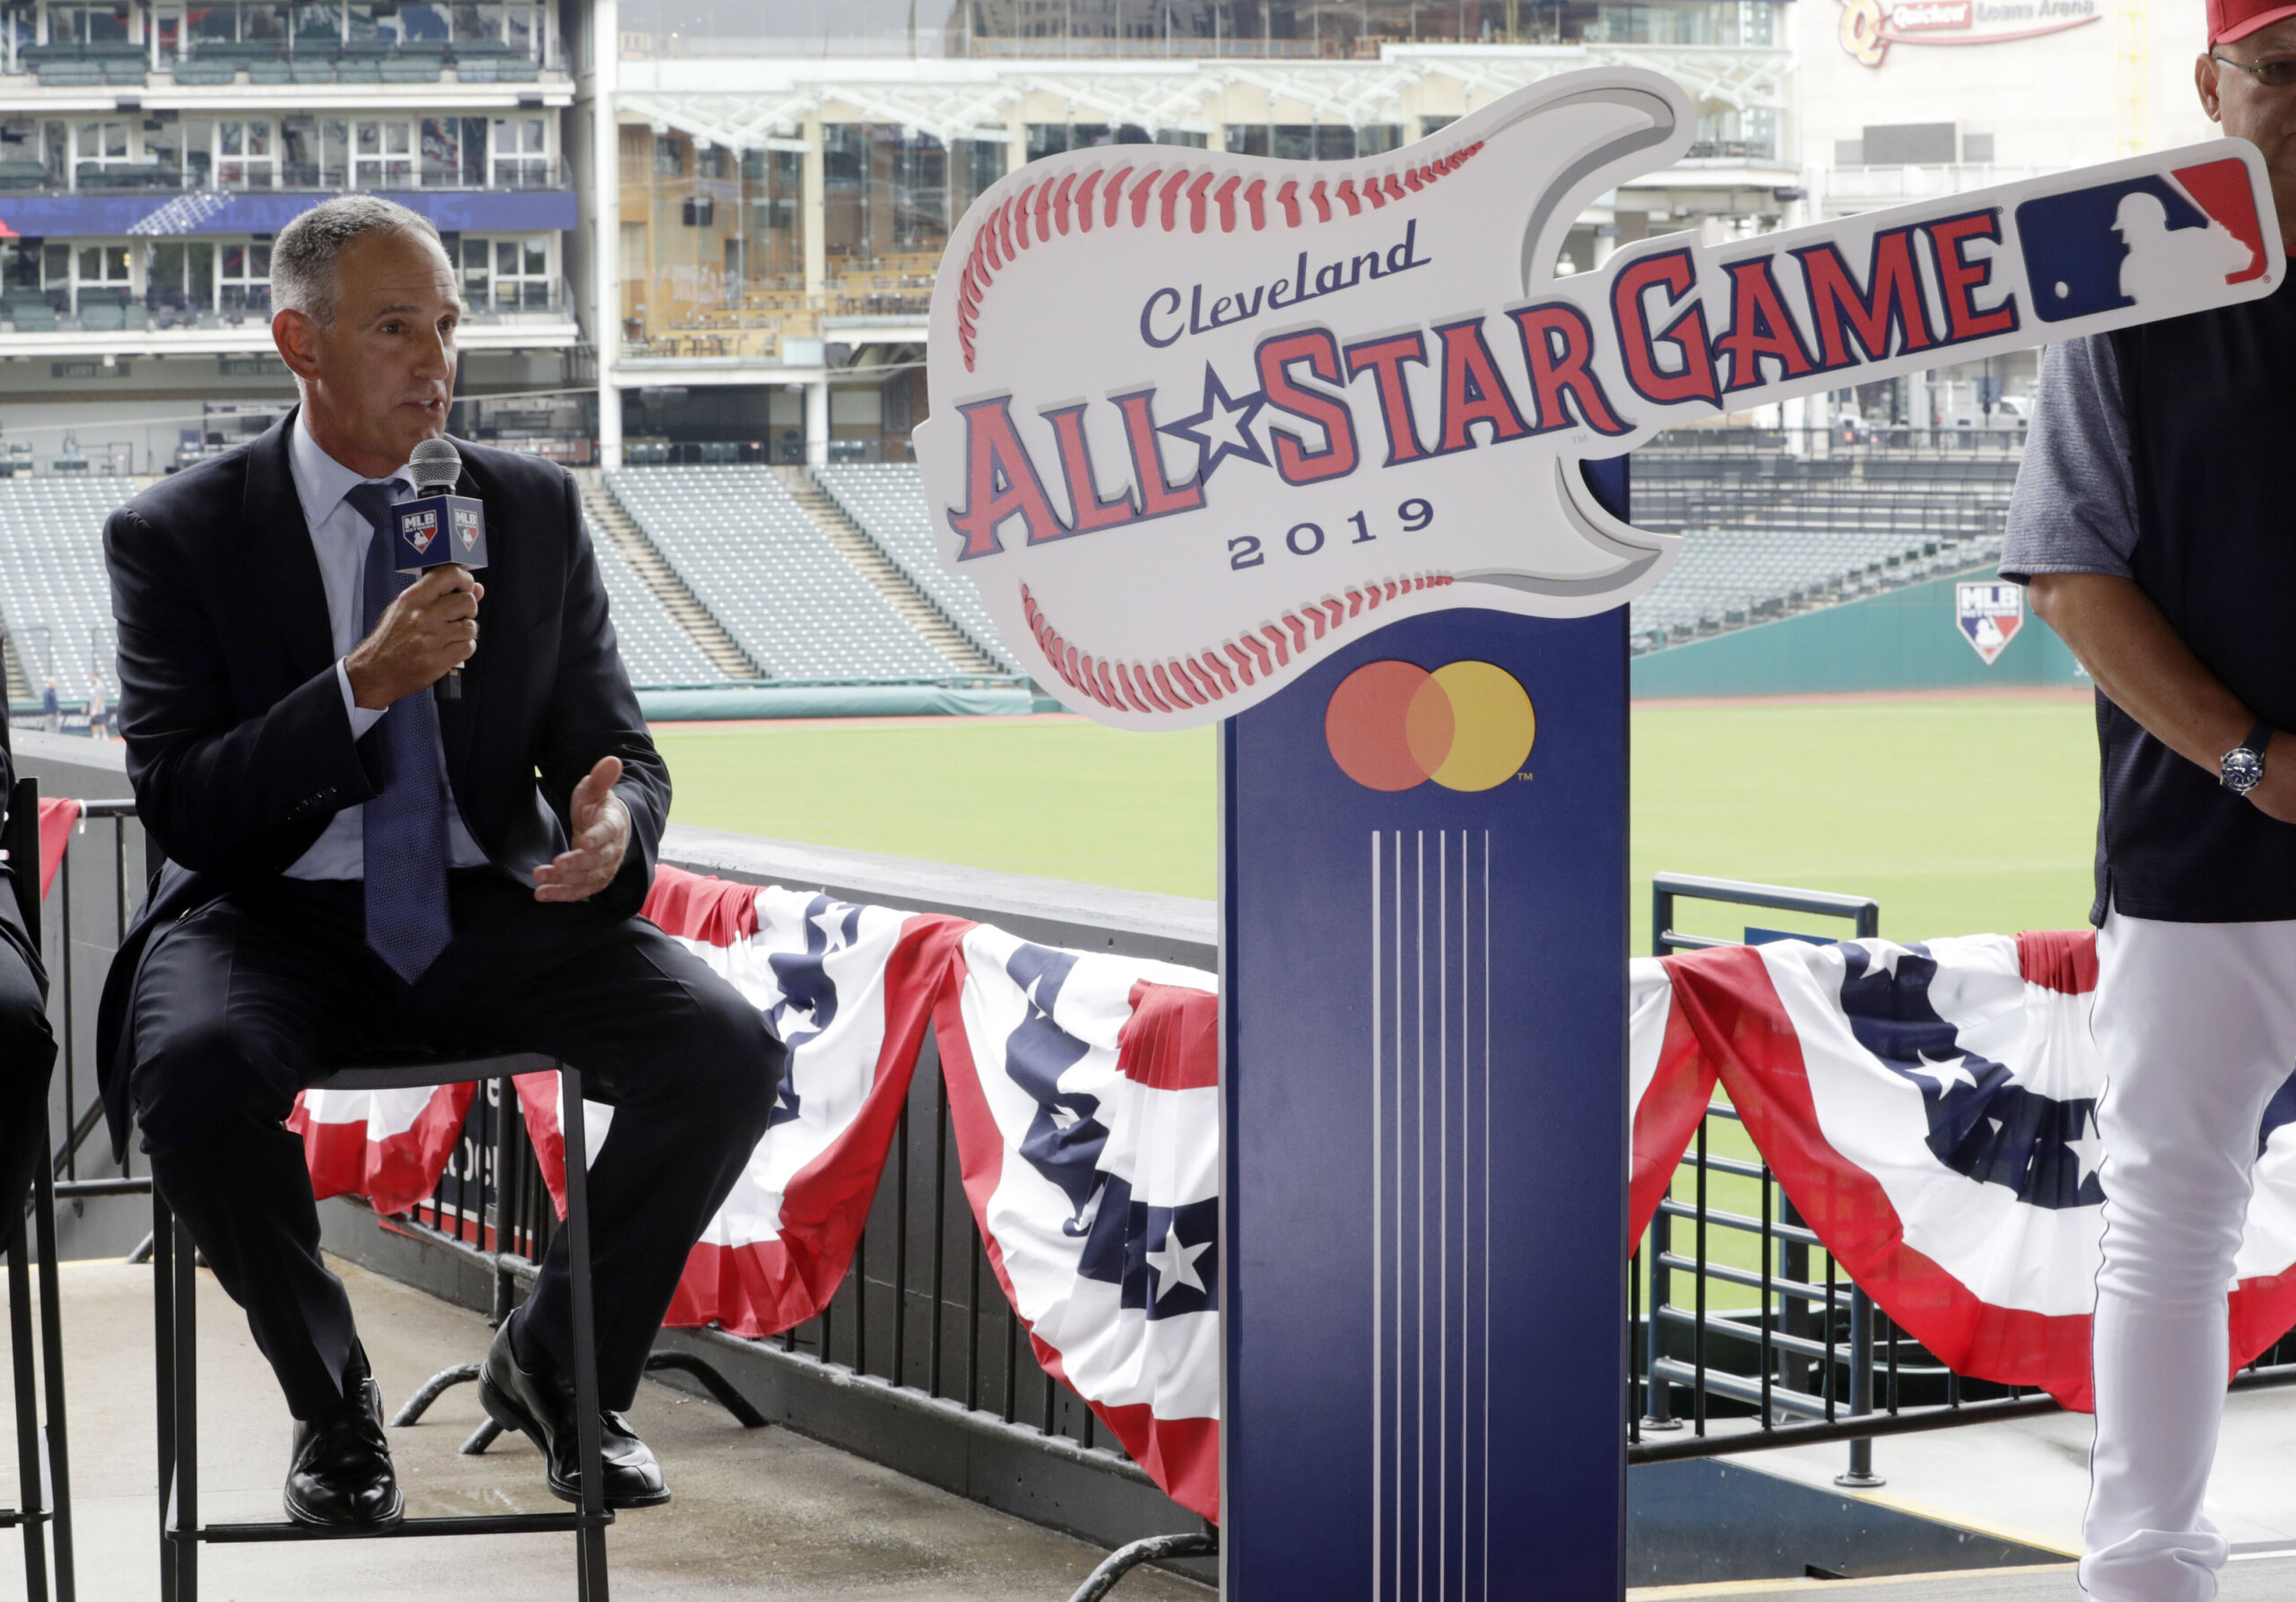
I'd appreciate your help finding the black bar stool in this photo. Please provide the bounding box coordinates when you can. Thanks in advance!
[153,1052,613,1601]
[4,774,76,1601]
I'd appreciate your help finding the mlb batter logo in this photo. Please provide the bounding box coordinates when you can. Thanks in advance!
[453,506,481,553]
[1957,580,2023,666]
[398,507,438,556]
[2018,158,2270,324]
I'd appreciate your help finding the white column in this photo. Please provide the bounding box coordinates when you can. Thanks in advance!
[802,116,825,309]
[589,0,622,468]
[805,377,829,468]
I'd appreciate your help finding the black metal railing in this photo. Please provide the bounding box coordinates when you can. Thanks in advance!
[43,798,146,1210]
[1630,872,2296,1480]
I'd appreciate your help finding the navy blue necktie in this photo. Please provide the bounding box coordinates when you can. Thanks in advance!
[344,480,453,985]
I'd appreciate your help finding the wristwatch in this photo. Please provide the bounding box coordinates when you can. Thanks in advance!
[2222,718,2275,796]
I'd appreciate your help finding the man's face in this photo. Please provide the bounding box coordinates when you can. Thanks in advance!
[274,226,461,476]
[2200,17,2296,238]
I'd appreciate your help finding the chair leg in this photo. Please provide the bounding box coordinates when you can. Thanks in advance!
[33,1145,73,1602]
[557,1066,609,1602]
[151,1189,175,1602]
[170,1208,198,1602]
[9,1215,51,1602]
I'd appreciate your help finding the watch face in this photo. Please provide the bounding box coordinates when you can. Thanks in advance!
[2226,746,2266,794]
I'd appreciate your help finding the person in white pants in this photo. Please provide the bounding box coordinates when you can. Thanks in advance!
[2005,4,2296,1597]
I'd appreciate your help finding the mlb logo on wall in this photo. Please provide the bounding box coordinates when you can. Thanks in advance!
[1956,580,2023,666]
[398,508,438,555]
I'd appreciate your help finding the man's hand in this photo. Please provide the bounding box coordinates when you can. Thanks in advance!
[345,566,482,710]
[534,755,631,903]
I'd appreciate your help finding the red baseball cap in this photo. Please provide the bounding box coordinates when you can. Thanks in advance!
[2212,0,2296,44]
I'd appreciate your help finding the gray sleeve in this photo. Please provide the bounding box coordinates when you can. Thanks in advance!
[1999,334,2138,582]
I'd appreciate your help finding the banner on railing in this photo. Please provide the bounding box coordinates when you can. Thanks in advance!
[1629,933,2296,1411]
[290,865,1222,1520]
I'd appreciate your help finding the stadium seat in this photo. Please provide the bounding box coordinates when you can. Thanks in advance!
[603,467,961,681]
[812,464,1020,672]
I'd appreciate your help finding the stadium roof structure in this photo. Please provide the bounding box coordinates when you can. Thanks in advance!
[616,45,1793,153]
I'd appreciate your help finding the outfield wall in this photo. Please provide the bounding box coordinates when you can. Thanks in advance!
[1631,570,2088,700]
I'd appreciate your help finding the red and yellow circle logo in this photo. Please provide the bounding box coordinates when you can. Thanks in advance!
[1324,660,1536,792]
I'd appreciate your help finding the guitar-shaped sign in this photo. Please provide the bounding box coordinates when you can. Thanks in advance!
[916,66,2278,728]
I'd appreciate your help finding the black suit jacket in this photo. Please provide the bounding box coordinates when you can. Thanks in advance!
[94,413,668,1154]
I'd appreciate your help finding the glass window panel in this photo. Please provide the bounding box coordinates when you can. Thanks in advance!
[463,238,487,271]
[1315,126,1353,161]
[401,4,449,39]
[386,124,409,155]
[357,121,380,155]
[79,247,99,279]
[523,118,544,152]
[1272,126,1313,162]
[250,244,269,274]
[189,5,236,42]
[248,122,270,157]
[222,123,244,158]
[496,239,516,274]
[43,244,68,283]
[523,240,544,274]
[222,245,245,277]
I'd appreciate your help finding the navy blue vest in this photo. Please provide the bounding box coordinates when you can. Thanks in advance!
[2101,271,2296,922]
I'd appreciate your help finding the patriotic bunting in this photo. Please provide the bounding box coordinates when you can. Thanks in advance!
[1631,933,2296,1410]
[288,864,1222,1519]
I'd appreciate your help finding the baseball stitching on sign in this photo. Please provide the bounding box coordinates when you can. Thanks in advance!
[1020,575,1455,714]
[955,141,1487,371]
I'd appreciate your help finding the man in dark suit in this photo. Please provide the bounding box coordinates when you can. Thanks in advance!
[0,719,58,1246]
[98,196,780,1528]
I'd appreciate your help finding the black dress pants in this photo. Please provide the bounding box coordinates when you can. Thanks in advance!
[127,870,781,1420]
[0,927,57,1234]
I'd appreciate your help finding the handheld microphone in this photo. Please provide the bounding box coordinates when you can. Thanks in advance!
[390,438,488,701]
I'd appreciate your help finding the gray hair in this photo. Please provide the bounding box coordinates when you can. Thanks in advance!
[271,196,442,327]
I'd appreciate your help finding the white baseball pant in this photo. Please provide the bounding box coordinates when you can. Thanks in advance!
[2081,908,2296,1602]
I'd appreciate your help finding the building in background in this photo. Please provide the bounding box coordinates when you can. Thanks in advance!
[590,0,1802,468]
[1791,0,2216,434]
[0,0,588,475]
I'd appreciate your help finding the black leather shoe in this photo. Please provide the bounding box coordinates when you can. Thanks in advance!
[283,1354,404,1528]
[479,1310,669,1509]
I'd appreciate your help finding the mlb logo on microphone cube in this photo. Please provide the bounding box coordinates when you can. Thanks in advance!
[397,507,439,558]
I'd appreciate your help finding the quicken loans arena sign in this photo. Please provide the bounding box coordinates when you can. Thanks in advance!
[916,67,2278,730]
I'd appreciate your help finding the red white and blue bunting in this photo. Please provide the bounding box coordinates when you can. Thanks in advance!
[266,846,2296,1514]
[288,865,1222,1520]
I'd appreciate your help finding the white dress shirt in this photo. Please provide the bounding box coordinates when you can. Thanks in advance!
[284,414,490,881]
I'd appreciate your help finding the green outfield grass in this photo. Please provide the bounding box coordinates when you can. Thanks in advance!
[652,693,2102,945]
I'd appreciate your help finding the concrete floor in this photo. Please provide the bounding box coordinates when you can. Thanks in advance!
[0,1258,1207,1602]
[1627,1384,2296,1599]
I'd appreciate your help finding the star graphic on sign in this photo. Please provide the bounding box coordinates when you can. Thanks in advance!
[2066,1110,2105,1188]
[1144,1218,1212,1302]
[1160,365,1269,482]
[1910,1051,1979,1096]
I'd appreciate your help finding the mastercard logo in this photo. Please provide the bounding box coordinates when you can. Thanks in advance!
[1325,660,1536,793]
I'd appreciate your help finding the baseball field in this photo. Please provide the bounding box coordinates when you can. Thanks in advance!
[652,690,2103,951]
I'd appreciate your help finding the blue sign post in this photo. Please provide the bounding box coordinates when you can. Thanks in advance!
[1222,470,1631,1600]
